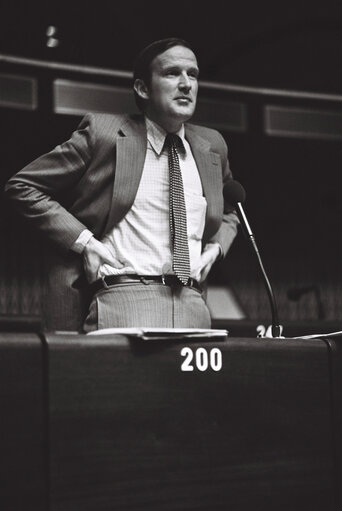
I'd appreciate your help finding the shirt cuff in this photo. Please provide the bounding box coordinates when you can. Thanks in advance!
[71,229,94,254]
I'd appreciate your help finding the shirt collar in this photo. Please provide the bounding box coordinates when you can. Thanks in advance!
[145,116,185,155]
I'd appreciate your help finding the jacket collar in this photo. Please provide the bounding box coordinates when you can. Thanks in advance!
[118,114,211,151]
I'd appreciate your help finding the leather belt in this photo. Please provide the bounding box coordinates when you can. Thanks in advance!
[89,274,202,296]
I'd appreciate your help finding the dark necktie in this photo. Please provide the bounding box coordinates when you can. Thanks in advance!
[165,133,191,285]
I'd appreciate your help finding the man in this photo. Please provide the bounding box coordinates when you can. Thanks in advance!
[5,38,239,332]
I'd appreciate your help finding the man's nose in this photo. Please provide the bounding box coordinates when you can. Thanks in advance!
[178,72,191,91]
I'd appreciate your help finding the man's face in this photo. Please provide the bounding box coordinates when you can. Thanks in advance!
[144,45,199,131]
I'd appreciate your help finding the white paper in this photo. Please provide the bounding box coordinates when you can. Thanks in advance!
[87,327,228,340]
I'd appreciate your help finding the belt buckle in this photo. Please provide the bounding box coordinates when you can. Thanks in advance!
[188,277,193,287]
[161,275,166,285]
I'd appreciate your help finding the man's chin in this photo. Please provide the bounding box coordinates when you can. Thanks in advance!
[172,106,195,122]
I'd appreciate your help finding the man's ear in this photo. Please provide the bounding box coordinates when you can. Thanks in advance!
[134,79,149,100]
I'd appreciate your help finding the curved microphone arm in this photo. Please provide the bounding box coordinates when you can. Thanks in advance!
[236,203,281,338]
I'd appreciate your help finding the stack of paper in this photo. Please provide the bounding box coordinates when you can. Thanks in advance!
[87,327,228,340]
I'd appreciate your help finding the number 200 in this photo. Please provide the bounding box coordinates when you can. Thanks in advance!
[180,347,222,372]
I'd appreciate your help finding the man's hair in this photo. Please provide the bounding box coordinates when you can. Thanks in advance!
[133,37,194,111]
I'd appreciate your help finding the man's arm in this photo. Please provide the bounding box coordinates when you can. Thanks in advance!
[4,114,95,252]
[5,113,125,282]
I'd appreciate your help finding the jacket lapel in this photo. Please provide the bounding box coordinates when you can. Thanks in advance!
[185,127,214,197]
[104,115,147,233]
[185,126,223,240]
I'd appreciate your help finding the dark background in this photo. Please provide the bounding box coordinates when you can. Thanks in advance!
[2,0,342,91]
[1,0,342,326]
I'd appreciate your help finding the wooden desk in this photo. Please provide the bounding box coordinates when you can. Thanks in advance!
[45,334,335,511]
[0,332,340,510]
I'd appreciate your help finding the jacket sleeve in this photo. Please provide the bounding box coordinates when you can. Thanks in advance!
[4,114,95,253]
[207,131,239,257]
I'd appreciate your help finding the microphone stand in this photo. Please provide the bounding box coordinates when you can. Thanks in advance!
[236,202,282,338]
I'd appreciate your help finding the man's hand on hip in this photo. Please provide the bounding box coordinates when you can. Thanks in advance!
[198,243,221,282]
[83,237,123,283]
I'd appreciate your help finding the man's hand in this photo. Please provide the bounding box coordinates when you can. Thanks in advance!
[83,237,123,283]
[198,243,221,282]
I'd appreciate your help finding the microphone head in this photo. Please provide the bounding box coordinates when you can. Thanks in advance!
[223,180,246,205]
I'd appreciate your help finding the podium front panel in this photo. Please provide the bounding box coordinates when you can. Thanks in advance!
[325,335,342,510]
[0,333,46,511]
[45,334,334,511]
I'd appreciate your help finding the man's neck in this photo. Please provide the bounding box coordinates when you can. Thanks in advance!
[145,116,184,136]
[144,113,184,134]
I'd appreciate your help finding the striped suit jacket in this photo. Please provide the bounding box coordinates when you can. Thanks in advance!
[5,113,238,331]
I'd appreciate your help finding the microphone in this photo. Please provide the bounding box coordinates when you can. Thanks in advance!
[224,180,282,338]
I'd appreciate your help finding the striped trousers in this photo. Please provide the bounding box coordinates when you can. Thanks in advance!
[83,282,211,332]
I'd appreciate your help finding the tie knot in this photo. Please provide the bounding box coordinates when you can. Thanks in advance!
[165,133,185,154]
